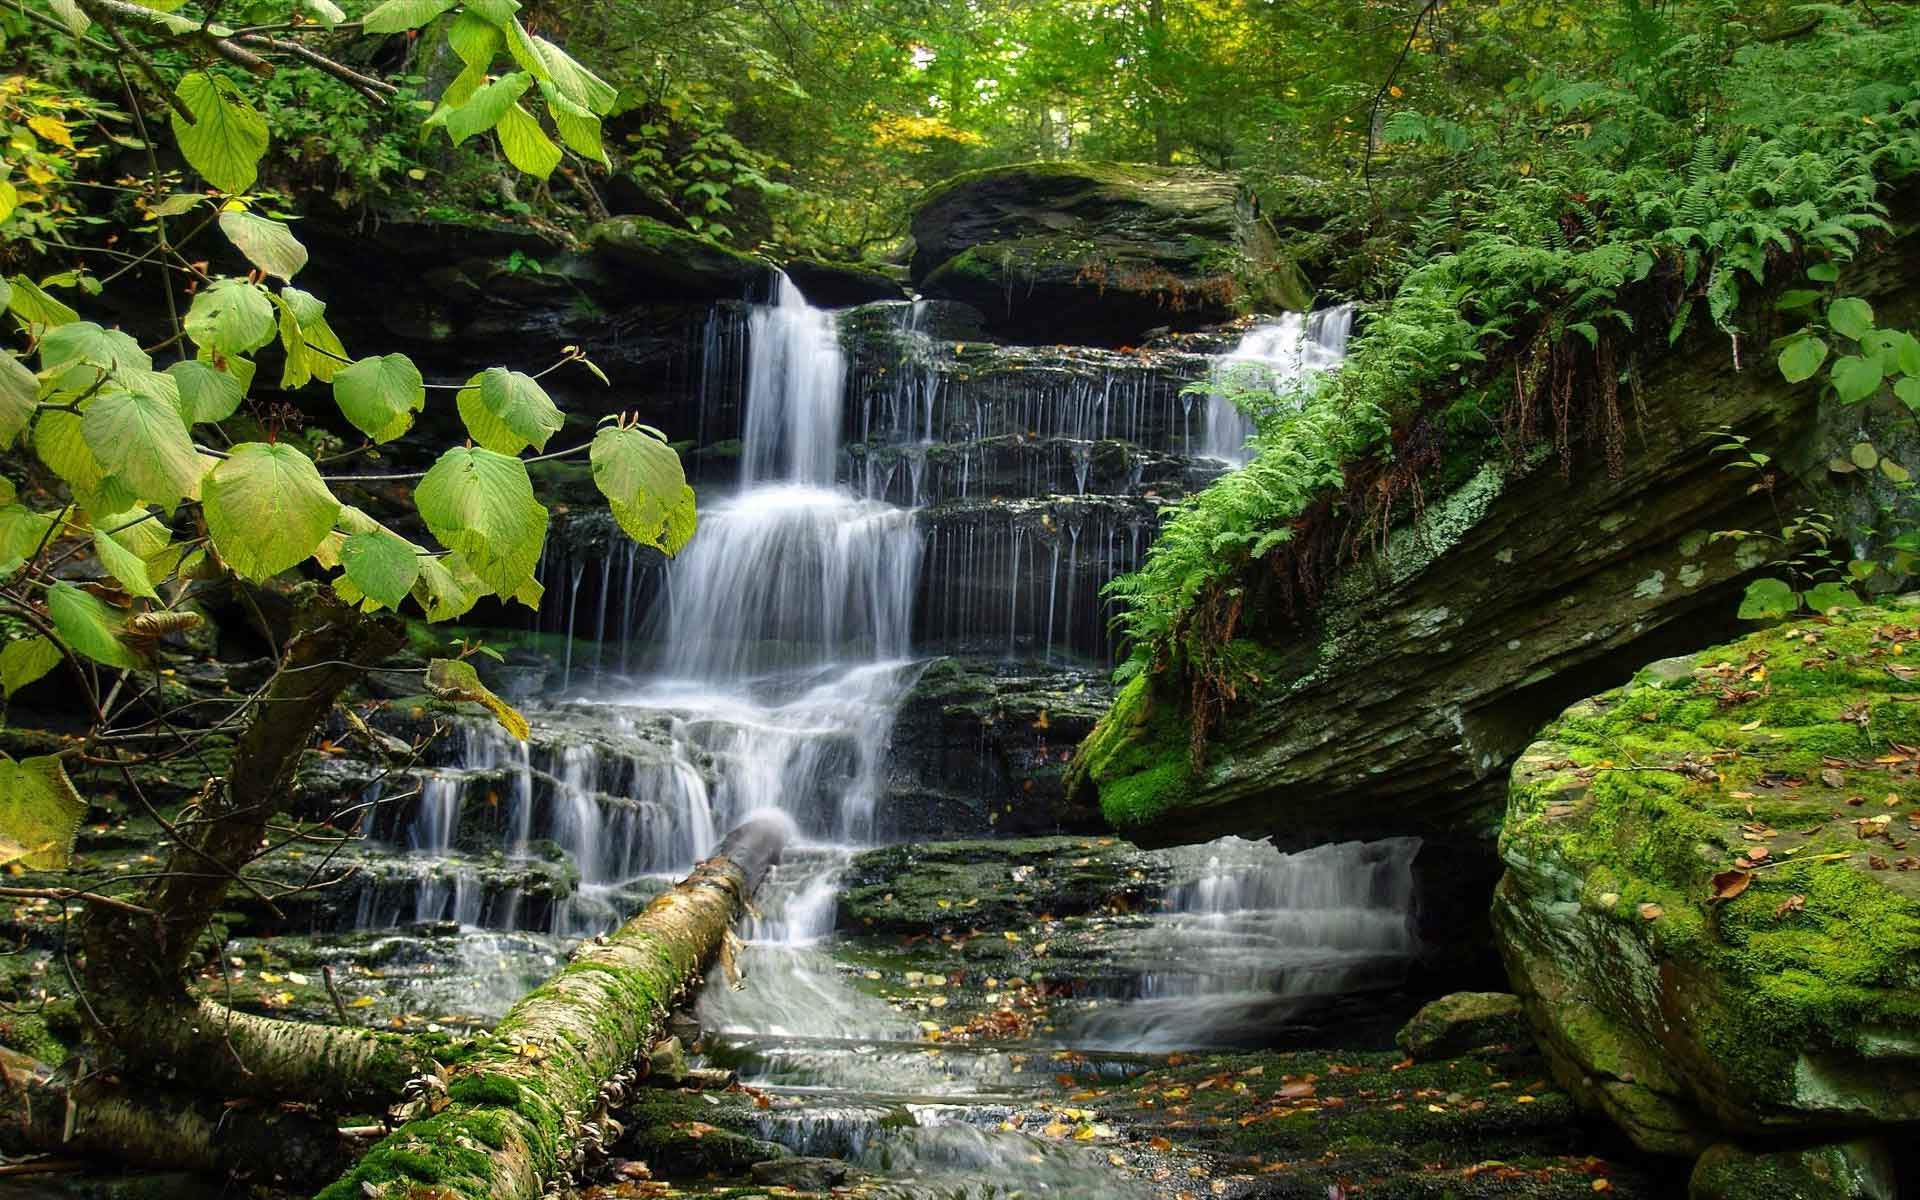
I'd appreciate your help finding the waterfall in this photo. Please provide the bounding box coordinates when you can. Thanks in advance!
[1201,304,1356,466]
[1068,836,1422,1051]
[743,275,847,487]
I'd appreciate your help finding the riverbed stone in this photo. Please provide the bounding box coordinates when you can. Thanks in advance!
[1492,605,1920,1159]
[1396,991,1529,1061]
[908,160,1308,345]
[1689,1139,1898,1200]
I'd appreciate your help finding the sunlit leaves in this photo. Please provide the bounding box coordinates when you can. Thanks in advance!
[4,276,78,333]
[167,358,250,424]
[446,11,503,65]
[170,72,268,194]
[1777,335,1827,384]
[443,72,531,145]
[333,353,425,442]
[339,531,419,610]
[201,443,339,579]
[47,581,135,667]
[414,447,546,598]
[92,525,159,599]
[0,752,87,869]
[1830,354,1882,404]
[83,383,202,509]
[185,278,276,355]
[274,287,349,389]
[0,352,36,444]
[455,367,561,453]
[0,637,61,698]
[494,104,561,178]
[1827,297,1874,341]
[590,424,697,555]
[1737,577,1799,621]
[357,0,455,34]
[218,209,308,281]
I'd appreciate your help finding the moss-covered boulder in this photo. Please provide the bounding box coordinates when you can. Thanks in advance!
[1396,991,1530,1061]
[1689,1139,1898,1200]
[586,215,773,298]
[1492,604,1920,1161]
[783,256,909,306]
[908,161,1310,345]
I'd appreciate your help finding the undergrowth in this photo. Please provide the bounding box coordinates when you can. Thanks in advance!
[1106,6,1920,758]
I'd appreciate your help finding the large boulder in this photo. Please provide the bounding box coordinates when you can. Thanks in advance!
[586,215,773,299]
[908,161,1309,345]
[1492,604,1920,1160]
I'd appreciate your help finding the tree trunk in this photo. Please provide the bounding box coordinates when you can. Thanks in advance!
[74,585,414,1104]
[0,1047,354,1183]
[314,815,788,1200]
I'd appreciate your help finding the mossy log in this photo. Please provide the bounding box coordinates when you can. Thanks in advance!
[314,814,788,1200]
[0,1047,352,1183]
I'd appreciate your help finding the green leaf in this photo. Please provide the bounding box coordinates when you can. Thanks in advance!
[463,0,520,24]
[92,527,158,599]
[1827,297,1875,342]
[412,551,482,621]
[446,11,502,66]
[146,193,207,218]
[506,25,616,112]
[495,103,561,179]
[218,210,308,281]
[358,0,456,33]
[47,581,136,667]
[202,443,340,579]
[539,82,608,166]
[0,352,37,444]
[83,384,203,509]
[0,752,87,869]
[1895,377,1920,414]
[426,657,528,740]
[1774,289,1820,311]
[1850,442,1880,471]
[1831,354,1883,404]
[1737,577,1799,621]
[303,0,345,25]
[445,72,531,145]
[33,410,116,508]
[455,367,562,453]
[339,531,419,610]
[170,72,269,194]
[591,425,696,552]
[1806,262,1840,284]
[167,358,249,424]
[1777,335,1827,384]
[277,287,347,385]
[414,447,547,596]
[333,354,425,443]
[0,637,62,698]
[46,0,89,35]
[185,278,276,354]
[1882,457,1912,484]
[5,276,79,332]
[41,321,150,376]
[1804,581,1863,613]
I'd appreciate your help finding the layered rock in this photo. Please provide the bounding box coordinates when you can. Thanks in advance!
[1492,605,1920,1164]
[908,161,1310,345]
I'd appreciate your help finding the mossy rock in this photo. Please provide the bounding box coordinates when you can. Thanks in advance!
[586,216,772,300]
[1395,991,1530,1061]
[838,836,1163,935]
[1492,602,1920,1158]
[908,160,1311,345]
[1689,1138,1898,1200]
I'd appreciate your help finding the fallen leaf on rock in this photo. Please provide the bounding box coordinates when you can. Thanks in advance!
[1773,894,1806,918]
[1709,871,1753,903]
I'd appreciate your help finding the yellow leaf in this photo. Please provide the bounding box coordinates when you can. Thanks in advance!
[26,116,72,148]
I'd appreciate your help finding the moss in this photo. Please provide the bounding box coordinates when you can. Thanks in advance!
[448,1072,524,1107]
[1070,674,1199,829]
[1498,603,1920,1126]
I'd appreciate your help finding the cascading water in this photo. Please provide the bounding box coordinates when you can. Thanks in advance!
[1201,303,1356,466]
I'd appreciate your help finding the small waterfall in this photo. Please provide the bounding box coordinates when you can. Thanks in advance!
[1069,836,1422,1050]
[744,275,847,486]
[1201,304,1355,466]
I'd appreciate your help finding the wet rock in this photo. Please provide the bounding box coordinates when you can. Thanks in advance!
[750,1156,862,1189]
[611,1087,790,1176]
[1690,1139,1898,1200]
[908,161,1309,345]
[1492,604,1920,1158]
[1395,991,1529,1061]
[839,836,1163,936]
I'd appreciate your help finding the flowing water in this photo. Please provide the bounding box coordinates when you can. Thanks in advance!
[348,285,1418,1193]
[1200,305,1355,466]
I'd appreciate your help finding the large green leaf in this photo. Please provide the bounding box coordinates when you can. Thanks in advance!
[446,10,503,65]
[4,275,79,332]
[463,0,520,24]
[1736,577,1799,621]
[1827,297,1874,342]
[93,527,158,599]
[185,278,276,355]
[202,443,340,579]
[412,551,483,621]
[167,358,249,424]
[590,424,696,552]
[170,72,268,194]
[333,353,425,442]
[339,531,419,610]
[1777,335,1828,384]
[40,321,151,376]
[445,72,532,145]
[456,367,563,453]
[1830,354,1883,404]
[275,287,348,387]
[47,581,136,668]
[359,0,456,33]
[83,383,202,508]
[218,210,308,281]
[0,351,36,444]
[507,24,616,113]
[0,752,87,869]
[0,637,61,698]
[539,82,608,166]
[414,447,547,596]
[33,409,114,503]
[495,103,561,179]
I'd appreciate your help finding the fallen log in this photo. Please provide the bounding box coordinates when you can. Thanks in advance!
[313,813,789,1200]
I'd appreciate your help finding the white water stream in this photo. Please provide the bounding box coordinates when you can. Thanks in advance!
[1201,304,1355,466]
